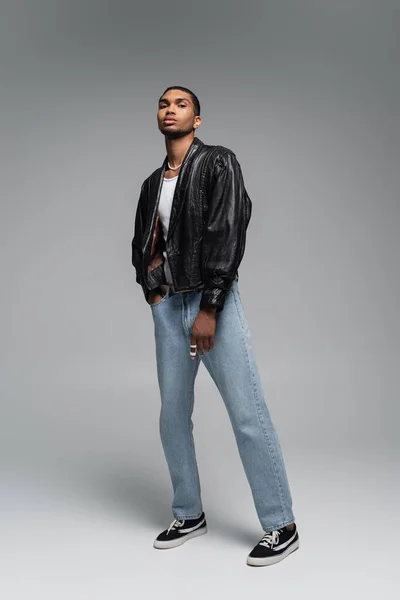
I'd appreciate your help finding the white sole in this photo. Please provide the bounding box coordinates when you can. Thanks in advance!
[153,525,208,549]
[246,538,300,566]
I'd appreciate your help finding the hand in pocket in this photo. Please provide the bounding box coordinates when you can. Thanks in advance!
[149,289,163,305]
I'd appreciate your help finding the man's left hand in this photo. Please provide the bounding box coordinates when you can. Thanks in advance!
[190,309,217,359]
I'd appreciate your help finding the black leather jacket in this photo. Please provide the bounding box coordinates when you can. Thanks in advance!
[131,136,252,312]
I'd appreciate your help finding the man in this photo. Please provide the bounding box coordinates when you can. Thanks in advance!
[131,85,299,566]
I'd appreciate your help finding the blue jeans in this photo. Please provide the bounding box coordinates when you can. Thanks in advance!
[150,279,295,532]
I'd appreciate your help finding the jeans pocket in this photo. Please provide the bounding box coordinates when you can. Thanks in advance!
[150,290,169,308]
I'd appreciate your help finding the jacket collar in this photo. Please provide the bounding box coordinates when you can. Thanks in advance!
[145,137,204,250]
[161,135,204,172]
[164,136,204,240]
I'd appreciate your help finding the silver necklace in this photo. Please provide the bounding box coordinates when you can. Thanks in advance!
[168,161,182,171]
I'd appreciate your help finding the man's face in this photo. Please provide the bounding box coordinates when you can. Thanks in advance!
[157,89,201,138]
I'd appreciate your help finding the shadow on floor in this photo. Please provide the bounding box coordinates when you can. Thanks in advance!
[72,463,259,546]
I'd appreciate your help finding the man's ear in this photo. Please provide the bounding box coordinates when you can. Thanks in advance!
[194,115,202,129]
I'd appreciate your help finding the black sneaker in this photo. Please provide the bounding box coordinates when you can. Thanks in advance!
[247,523,299,566]
[153,512,207,549]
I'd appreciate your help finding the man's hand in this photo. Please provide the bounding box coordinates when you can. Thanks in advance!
[190,308,217,359]
[149,288,163,305]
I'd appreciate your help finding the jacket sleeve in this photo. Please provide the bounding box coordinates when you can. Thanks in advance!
[199,151,252,313]
[131,183,153,304]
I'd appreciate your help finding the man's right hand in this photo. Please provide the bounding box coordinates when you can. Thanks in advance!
[148,288,163,305]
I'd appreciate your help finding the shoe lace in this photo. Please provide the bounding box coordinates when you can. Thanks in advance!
[259,529,283,548]
[167,518,184,535]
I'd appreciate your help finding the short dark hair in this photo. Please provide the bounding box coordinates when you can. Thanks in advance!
[159,86,200,117]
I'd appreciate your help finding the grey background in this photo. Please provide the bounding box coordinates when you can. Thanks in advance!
[1,1,399,598]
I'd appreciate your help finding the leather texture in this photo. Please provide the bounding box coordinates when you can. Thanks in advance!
[131,136,252,312]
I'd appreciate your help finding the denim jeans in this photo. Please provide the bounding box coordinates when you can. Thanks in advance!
[150,278,295,532]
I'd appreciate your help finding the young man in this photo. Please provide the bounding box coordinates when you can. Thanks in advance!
[131,86,299,566]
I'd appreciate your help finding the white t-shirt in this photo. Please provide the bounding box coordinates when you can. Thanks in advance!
[158,175,178,285]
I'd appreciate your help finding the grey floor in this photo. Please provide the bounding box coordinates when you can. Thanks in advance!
[1,379,398,599]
